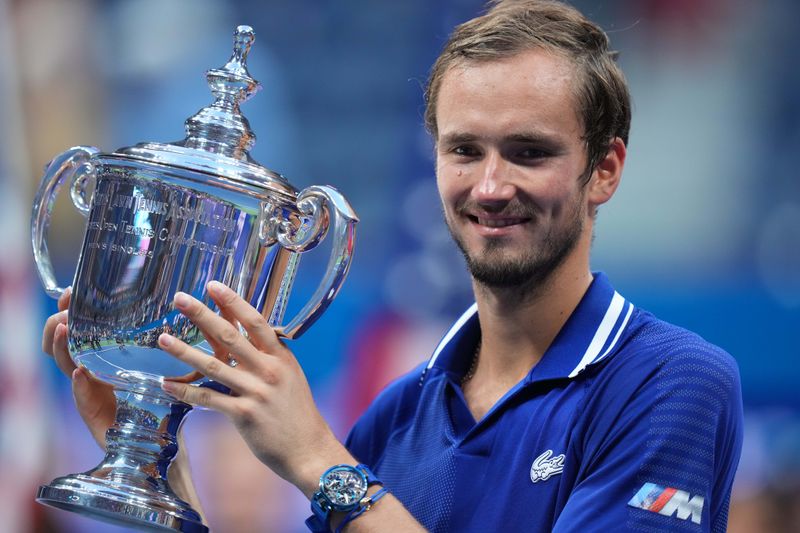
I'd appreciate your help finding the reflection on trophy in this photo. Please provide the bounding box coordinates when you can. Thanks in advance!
[30,26,357,531]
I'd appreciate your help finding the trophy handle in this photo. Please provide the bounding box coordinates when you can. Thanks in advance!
[31,146,100,299]
[261,185,358,339]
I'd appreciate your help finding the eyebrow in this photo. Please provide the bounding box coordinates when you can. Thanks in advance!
[506,132,560,144]
[438,130,565,147]
[438,132,478,145]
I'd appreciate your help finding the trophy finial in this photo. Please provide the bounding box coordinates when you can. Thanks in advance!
[233,25,255,62]
[179,25,263,160]
[206,25,261,107]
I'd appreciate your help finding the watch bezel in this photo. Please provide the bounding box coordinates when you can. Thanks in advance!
[318,464,369,512]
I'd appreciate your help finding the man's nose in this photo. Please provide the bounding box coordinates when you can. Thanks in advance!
[473,151,515,204]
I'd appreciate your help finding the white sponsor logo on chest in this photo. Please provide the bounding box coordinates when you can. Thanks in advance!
[530,449,565,483]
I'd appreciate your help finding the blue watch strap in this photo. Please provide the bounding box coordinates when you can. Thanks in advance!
[306,491,334,532]
[355,464,380,486]
[334,487,390,533]
[306,463,383,532]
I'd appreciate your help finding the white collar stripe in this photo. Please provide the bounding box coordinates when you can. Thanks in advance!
[426,303,479,370]
[568,292,626,378]
[592,301,633,366]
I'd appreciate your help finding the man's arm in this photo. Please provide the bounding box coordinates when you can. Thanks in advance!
[553,344,743,532]
[43,282,425,531]
[43,288,209,520]
[158,281,425,532]
[42,288,116,449]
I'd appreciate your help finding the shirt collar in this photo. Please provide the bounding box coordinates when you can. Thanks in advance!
[423,272,634,383]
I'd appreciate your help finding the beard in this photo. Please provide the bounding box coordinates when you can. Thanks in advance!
[446,197,584,291]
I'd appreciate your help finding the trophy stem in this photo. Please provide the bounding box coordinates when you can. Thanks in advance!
[37,385,208,532]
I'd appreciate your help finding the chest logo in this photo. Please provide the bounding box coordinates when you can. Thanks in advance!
[530,449,565,483]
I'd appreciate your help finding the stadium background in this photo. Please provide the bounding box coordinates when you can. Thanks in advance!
[0,0,798,531]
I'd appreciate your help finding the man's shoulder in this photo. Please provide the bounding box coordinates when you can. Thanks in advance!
[560,312,744,532]
[611,308,740,384]
[582,308,742,416]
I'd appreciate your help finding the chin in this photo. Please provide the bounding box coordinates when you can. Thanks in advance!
[457,236,581,292]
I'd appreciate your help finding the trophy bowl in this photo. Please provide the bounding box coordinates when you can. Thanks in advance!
[31,26,357,531]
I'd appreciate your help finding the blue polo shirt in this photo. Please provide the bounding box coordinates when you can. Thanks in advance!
[345,273,743,532]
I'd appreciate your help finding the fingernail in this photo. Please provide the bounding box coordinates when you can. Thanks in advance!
[174,292,191,308]
[159,333,174,347]
[72,367,85,384]
[207,280,226,295]
[64,286,72,297]
[55,322,67,336]
[161,380,177,393]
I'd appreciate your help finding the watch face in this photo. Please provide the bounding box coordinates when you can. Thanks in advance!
[321,465,368,509]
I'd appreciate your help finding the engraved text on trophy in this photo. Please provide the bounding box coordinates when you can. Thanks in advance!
[68,176,250,385]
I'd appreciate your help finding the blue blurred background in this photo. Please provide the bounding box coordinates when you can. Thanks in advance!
[1,0,798,531]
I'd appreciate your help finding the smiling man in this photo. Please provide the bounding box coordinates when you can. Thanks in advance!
[44,1,743,532]
[431,44,622,422]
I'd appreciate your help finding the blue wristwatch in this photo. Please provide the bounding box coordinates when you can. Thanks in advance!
[306,463,381,532]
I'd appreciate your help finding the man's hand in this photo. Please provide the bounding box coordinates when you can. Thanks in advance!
[158,280,353,496]
[41,288,207,517]
[41,287,115,448]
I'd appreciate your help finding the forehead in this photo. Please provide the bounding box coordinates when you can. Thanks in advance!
[435,48,583,142]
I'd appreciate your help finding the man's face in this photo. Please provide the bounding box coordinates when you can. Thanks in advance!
[435,48,592,289]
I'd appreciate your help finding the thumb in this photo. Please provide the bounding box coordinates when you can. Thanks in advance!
[72,367,116,450]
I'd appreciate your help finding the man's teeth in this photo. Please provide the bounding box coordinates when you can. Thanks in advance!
[477,217,524,228]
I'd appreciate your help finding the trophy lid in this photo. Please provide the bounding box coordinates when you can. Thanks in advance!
[112,26,297,197]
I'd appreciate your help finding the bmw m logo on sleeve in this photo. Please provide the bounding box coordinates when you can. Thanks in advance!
[628,482,705,525]
[529,450,565,483]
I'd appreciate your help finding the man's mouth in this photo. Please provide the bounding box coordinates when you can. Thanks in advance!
[467,214,530,228]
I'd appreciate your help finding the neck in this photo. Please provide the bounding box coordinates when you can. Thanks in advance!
[472,244,593,384]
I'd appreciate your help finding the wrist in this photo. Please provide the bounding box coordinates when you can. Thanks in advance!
[167,445,206,523]
[296,445,357,499]
[330,484,387,533]
[306,463,384,533]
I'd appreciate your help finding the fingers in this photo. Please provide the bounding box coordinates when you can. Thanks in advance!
[202,304,240,359]
[43,285,71,362]
[161,380,237,413]
[58,286,72,312]
[172,290,269,368]
[42,310,68,355]
[158,336,242,413]
[72,367,115,449]
[158,332,254,395]
[51,323,78,377]
[206,281,283,353]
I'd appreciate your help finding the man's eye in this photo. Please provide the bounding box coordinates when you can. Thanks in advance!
[517,148,548,159]
[453,145,479,157]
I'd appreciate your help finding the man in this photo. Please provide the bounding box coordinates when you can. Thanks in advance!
[44,0,743,531]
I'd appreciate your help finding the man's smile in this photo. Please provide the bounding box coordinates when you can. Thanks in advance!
[470,215,530,228]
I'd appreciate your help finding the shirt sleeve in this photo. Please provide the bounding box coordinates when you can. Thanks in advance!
[553,342,744,533]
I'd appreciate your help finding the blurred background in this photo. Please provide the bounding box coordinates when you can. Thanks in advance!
[0,0,798,531]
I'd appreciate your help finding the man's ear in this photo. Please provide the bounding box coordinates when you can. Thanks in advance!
[588,137,626,207]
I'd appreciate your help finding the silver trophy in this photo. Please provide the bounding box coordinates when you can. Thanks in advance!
[31,26,357,531]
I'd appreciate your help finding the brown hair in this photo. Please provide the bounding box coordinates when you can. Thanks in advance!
[424,0,631,172]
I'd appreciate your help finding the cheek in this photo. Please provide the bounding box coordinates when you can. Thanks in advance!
[555,189,589,221]
[436,163,465,206]
[531,182,586,219]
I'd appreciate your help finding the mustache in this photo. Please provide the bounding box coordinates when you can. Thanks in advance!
[455,198,537,218]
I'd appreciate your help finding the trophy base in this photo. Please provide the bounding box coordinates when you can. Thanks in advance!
[37,474,207,532]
